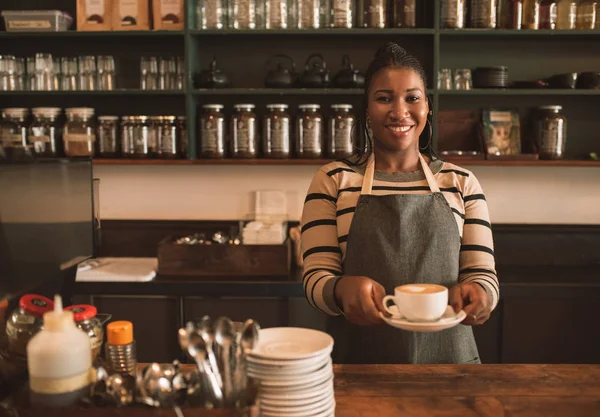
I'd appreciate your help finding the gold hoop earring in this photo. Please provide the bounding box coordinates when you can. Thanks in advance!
[420,119,433,151]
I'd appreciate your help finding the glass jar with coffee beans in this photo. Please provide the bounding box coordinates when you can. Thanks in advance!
[97,115,120,158]
[263,104,291,159]
[63,107,96,157]
[231,104,258,158]
[200,104,226,158]
[296,104,324,159]
[328,104,355,159]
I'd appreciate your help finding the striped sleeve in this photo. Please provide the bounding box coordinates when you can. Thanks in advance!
[458,173,500,310]
[300,168,343,316]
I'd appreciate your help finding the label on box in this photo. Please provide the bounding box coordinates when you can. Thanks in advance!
[86,0,106,23]
[119,0,139,25]
[489,111,512,123]
[8,20,52,29]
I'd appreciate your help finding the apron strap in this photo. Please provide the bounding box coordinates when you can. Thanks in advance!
[360,153,441,195]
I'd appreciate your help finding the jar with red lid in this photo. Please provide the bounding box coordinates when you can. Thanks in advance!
[64,304,109,363]
[5,294,54,358]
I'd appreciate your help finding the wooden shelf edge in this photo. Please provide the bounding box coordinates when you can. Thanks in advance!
[0,30,184,37]
[189,28,435,35]
[439,29,600,36]
[92,158,600,167]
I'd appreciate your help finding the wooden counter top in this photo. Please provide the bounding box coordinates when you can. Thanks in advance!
[3,364,600,416]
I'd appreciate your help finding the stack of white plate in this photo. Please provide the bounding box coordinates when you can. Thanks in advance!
[246,327,335,417]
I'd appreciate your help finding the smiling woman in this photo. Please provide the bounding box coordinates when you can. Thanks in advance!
[300,43,499,365]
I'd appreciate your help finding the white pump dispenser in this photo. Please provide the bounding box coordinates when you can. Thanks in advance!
[27,294,92,406]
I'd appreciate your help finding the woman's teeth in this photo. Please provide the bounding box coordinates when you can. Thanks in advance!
[388,125,412,132]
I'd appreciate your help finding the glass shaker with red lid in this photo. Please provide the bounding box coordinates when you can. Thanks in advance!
[64,304,110,363]
[5,294,54,358]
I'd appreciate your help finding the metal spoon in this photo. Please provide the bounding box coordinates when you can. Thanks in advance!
[187,328,224,407]
[235,319,260,406]
[197,316,223,389]
[214,316,235,405]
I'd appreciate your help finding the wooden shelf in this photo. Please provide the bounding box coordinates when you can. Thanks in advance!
[92,158,600,167]
[189,28,435,36]
[439,29,600,37]
[194,88,364,96]
[0,30,184,37]
[0,89,184,96]
[439,89,600,96]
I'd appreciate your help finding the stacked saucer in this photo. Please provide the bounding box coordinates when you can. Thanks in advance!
[246,327,335,417]
[473,66,509,88]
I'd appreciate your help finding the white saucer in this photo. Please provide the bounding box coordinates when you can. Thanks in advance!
[248,327,334,360]
[380,305,467,332]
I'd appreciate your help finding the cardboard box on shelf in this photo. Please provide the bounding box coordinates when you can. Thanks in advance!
[113,0,150,31]
[77,0,113,31]
[152,0,184,30]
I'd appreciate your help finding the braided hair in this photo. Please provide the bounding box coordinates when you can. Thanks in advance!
[346,42,436,166]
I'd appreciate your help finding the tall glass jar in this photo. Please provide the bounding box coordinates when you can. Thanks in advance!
[1,107,31,161]
[121,116,151,158]
[522,0,541,28]
[441,0,467,28]
[97,116,120,158]
[5,294,54,359]
[363,0,387,27]
[200,104,226,158]
[556,0,577,28]
[263,104,291,158]
[63,107,96,157]
[328,104,355,159]
[296,104,323,159]
[297,0,330,28]
[149,116,163,157]
[230,104,258,158]
[29,107,61,158]
[229,0,265,28]
[539,0,558,28]
[265,0,297,28]
[197,0,228,29]
[157,115,180,159]
[470,0,498,28]
[510,0,524,28]
[576,0,597,28]
[177,116,188,158]
[393,0,416,27]
[331,0,354,27]
[536,105,567,160]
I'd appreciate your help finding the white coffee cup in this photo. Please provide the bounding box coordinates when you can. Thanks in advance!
[382,284,448,322]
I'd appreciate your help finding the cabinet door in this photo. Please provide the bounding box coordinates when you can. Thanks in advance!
[502,297,600,364]
[183,297,288,329]
[93,296,180,363]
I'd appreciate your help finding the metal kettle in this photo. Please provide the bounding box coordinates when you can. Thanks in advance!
[264,54,297,88]
[195,56,230,88]
[333,55,365,88]
[299,54,331,88]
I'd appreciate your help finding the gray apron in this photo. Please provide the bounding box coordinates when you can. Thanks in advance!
[327,154,480,364]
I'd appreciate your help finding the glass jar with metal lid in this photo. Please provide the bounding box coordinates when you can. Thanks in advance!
[149,116,163,157]
[157,115,180,159]
[64,304,108,363]
[63,107,96,157]
[441,0,467,28]
[97,116,120,158]
[263,104,291,159]
[328,104,355,159]
[122,116,151,158]
[200,104,226,158]
[231,104,258,158]
[1,107,31,161]
[28,107,62,158]
[177,116,188,158]
[296,104,323,158]
[470,0,498,28]
[536,105,567,160]
[5,294,54,358]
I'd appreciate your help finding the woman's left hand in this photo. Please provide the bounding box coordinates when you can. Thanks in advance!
[449,283,491,326]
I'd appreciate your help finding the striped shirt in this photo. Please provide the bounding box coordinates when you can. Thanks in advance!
[300,157,499,316]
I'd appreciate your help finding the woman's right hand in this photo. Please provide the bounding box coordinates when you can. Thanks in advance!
[334,276,389,326]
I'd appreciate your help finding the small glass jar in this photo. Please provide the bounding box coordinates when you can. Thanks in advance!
[441,0,467,28]
[332,0,354,27]
[229,0,265,28]
[64,304,104,363]
[539,0,558,28]
[63,107,96,157]
[576,0,597,28]
[122,116,151,158]
[200,104,226,158]
[470,0,498,28]
[1,107,32,161]
[197,0,228,29]
[263,104,291,159]
[97,116,120,158]
[149,116,162,157]
[363,0,387,27]
[394,0,416,27]
[157,115,180,159]
[328,104,355,159]
[510,0,524,28]
[265,0,297,28]
[231,104,258,158]
[536,105,567,160]
[522,0,540,29]
[556,0,577,29]
[297,0,330,28]
[5,294,54,358]
[296,104,323,159]
[28,107,62,158]
[177,116,188,158]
